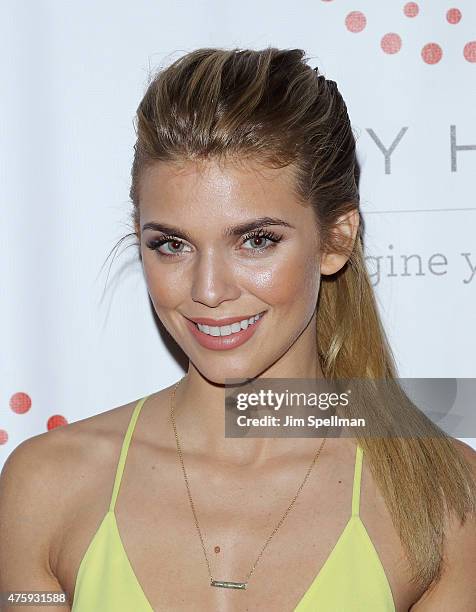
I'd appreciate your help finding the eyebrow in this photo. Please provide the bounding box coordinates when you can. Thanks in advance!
[141,217,295,240]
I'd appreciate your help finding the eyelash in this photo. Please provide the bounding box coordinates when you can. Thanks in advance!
[145,228,284,259]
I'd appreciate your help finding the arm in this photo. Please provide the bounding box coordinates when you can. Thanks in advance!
[0,436,71,611]
[410,439,476,611]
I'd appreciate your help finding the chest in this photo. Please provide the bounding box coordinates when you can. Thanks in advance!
[56,449,421,611]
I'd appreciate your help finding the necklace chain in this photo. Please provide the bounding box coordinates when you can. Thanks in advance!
[169,375,328,588]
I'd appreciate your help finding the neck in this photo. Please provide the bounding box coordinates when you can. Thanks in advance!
[169,354,325,468]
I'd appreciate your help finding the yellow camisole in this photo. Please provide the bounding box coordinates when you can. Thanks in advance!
[71,394,396,611]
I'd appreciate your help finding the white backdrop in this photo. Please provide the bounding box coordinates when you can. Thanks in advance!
[2,0,475,465]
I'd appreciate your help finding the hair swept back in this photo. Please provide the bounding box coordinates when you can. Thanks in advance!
[111,46,476,593]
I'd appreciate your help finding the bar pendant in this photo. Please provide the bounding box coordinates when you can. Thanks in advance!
[211,580,247,589]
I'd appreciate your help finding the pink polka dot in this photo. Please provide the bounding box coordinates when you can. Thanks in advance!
[10,392,32,414]
[0,429,8,445]
[345,11,366,33]
[404,2,419,17]
[381,33,402,54]
[446,8,461,24]
[463,41,476,62]
[47,415,68,430]
[421,43,443,64]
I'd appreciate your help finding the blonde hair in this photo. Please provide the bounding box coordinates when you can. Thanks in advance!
[120,46,476,592]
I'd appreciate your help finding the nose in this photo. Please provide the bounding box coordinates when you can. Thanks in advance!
[190,249,241,307]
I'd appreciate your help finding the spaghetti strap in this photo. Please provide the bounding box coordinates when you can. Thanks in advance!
[351,443,363,517]
[108,395,151,513]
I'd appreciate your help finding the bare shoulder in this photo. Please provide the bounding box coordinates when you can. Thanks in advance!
[0,391,163,601]
[410,437,476,611]
[0,394,141,500]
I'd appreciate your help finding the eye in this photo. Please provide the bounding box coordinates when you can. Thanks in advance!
[145,235,192,258]
[240,229,283,253]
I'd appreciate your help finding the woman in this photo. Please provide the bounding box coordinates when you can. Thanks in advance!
[1,47,475,612]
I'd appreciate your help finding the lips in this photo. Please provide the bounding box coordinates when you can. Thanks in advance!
[184,310,267,351]
[186,311,266,327]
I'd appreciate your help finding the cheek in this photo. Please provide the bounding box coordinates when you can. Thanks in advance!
[142,256,184,309]
[245,252,320,309]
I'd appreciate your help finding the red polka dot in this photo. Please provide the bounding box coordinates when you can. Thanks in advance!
[47,415,68,430]
[381,33,402,54]
[404,2,419,17]
[421,43,443,64]
[463,41,476,62]
[446,8,461,24]
[345,11,366,33]
[10,392,32,414]
[0,430,8,445]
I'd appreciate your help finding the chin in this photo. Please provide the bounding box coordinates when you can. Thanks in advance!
[191,360,262,387]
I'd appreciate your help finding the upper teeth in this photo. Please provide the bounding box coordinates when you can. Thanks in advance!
[196,313,263,336]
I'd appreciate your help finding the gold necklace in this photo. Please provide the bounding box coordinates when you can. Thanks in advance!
[169,376,328,590]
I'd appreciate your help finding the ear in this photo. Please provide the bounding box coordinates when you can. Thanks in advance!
[320,208,360,276]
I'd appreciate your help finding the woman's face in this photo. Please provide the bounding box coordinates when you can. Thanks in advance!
[138,158,323,382]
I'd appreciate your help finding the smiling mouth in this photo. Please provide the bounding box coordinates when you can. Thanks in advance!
[191,311,267,336]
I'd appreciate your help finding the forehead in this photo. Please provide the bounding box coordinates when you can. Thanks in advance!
[138,158,306,219]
